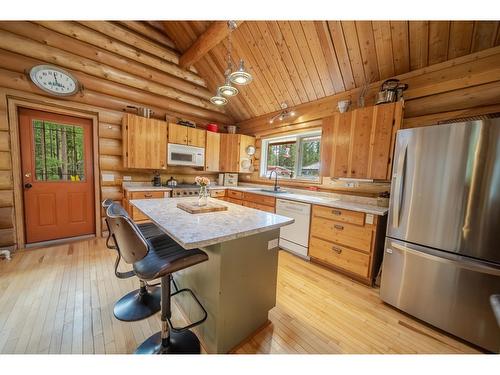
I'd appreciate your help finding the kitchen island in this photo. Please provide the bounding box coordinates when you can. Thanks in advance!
[130,197,294,353]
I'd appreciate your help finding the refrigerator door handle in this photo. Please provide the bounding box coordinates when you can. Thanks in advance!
[392,143,407,228]
[391,241,500,276]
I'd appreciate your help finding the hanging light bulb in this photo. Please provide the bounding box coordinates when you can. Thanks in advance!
[218,76,238,97]
[210,89,228,106]
[229,59,253,85]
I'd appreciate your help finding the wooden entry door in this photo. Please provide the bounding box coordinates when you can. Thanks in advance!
[19,108,95,244]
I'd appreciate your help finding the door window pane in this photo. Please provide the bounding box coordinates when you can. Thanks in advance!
[266,141,296,178]
[33,120,85,181]
[298,136,321,178]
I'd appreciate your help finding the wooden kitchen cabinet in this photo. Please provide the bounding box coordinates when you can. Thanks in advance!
[123,189,167,221]
[222,190,276,213]
[308,204,386,285]
[168,123,206,147]
[205,131,220,172]
[122,114,168,170]
[219,134,256,173]
[320,102,403,180]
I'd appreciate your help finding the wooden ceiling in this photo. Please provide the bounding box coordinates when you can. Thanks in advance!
[161,21,500,123]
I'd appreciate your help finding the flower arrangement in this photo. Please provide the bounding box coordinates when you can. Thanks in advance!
[195,176,210,187]
[195,176,210,206]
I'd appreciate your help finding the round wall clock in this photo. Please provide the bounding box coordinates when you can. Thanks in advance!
[29,65,79,96]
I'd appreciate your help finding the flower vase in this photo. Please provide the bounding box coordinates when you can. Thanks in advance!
[198,186,208,207]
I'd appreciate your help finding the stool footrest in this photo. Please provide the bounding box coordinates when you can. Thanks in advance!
[169,288,207,332]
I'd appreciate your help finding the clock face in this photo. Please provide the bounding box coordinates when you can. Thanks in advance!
[29,65,79,96]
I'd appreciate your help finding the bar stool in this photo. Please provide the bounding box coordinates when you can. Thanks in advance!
[102,199,175,322]
[107,203,208,354]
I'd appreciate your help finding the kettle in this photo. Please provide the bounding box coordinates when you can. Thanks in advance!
[166,176,178,187]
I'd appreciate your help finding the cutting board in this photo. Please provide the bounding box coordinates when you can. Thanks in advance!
[177,201,228,214]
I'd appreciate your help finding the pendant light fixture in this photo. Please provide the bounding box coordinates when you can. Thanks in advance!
[210,21,252,107]
[219,75,238,97]
[210,88,228,106]
[229,59,253,85]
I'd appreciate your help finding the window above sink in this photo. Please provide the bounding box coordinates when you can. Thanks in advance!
[259,129,322,182]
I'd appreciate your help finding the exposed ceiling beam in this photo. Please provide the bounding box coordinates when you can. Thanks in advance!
[179,21,243,69]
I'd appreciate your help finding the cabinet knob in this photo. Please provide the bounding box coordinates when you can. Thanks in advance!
[333,224,344,230]
[144,194,153,198]
[332,246,342,254]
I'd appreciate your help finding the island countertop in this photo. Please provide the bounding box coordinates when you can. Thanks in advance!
[130,197,294,249]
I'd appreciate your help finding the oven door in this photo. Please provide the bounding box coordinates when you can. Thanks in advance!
[167,143,204,166]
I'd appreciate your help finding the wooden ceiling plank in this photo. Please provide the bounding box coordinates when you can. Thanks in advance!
[471,21,499,52]
[355,21,381,83]
[448,21,475,59]
[327,21,356,90]
[428,21,451,65]
[314,21,345,93]
[300,21,336,96]
[252,22,302,106]
[409,21,429,70]
[372,21,395,79]
[116,21,176,50]
[390,21,410,75]
[179,21,243,69]
[290,21,328,98]
[277,21,318,102]
[162,22,194,51]
[240,23,295,109]
[341,21,366,87]
[231,27,280,114]
[266,21,310,103]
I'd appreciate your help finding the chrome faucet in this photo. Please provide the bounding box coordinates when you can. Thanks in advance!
[268,170,280,192]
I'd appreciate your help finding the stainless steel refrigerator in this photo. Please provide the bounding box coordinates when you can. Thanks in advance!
[380,119,500,352]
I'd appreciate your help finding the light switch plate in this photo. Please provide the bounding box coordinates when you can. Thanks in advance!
[365,214,374,225]
[101,173,114,182]
[268,238,279,250]
[123,176,132,181]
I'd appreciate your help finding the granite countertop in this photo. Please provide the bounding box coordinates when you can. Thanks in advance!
[130,197,294,249]
[224,185,389,216]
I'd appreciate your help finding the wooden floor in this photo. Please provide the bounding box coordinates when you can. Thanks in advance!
[0,238,480,354]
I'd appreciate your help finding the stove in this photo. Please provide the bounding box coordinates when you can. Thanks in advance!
[170,184,200,197]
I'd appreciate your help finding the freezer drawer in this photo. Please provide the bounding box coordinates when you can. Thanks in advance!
[380,238,500,352]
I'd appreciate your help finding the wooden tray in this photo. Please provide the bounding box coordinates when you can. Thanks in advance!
[177,201,228,214]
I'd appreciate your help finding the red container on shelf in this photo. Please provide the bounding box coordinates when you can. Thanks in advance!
[206,123,219,132]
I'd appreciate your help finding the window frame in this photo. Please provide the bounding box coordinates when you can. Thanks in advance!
[260,129,322,182]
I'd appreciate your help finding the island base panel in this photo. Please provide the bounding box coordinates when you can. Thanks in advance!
[173,229,280,353]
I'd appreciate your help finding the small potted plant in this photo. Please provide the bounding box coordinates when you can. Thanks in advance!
[195,176,210,206]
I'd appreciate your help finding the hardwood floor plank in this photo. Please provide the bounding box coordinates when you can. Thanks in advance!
[0,238,481,354]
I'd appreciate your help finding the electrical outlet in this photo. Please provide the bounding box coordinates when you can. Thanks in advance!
[101,173,115,182]
[268,238,279,250]
[123,176,132,181]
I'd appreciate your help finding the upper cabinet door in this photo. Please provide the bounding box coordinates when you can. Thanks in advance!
[188,127,206,147]
[320,102,402,180]
[219,134,240,172]
[168,123,188,145]
[205,131,220,172]
[123,114,167,169]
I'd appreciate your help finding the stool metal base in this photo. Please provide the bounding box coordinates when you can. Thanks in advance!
[113,286,161,322]
[134,330,201,354]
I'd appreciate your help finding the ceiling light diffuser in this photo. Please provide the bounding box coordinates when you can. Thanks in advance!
[229,59,253,85]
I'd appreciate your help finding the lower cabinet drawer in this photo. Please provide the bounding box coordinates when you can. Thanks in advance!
[210,189,226,198]
[130,191,165,199]
[310,216,373,253]
[243,192,276,207]
[131,206,149,221]
[309,236,370,278]
[227,190,244,200]
[313,205,365,226]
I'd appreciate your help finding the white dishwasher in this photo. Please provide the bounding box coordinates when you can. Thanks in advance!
[275,199,311,259]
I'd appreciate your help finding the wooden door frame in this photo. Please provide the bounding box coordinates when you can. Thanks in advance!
[7,96,101,249]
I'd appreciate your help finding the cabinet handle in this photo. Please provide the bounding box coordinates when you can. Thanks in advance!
[334,224,344,230]
[332,246,343,254]
[144,194,153,198]
[332,209,342,216]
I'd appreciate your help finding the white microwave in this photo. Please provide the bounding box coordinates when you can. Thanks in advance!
[167,143,205,167]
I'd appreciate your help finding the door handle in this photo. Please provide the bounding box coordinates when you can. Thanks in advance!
[333,224,344,230]
[332,246,343,254]
[392,143,407,228]
[24,183,32,189]
[332,209,342,216]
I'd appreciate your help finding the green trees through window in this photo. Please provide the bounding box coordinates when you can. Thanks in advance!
[33,120,85,181]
